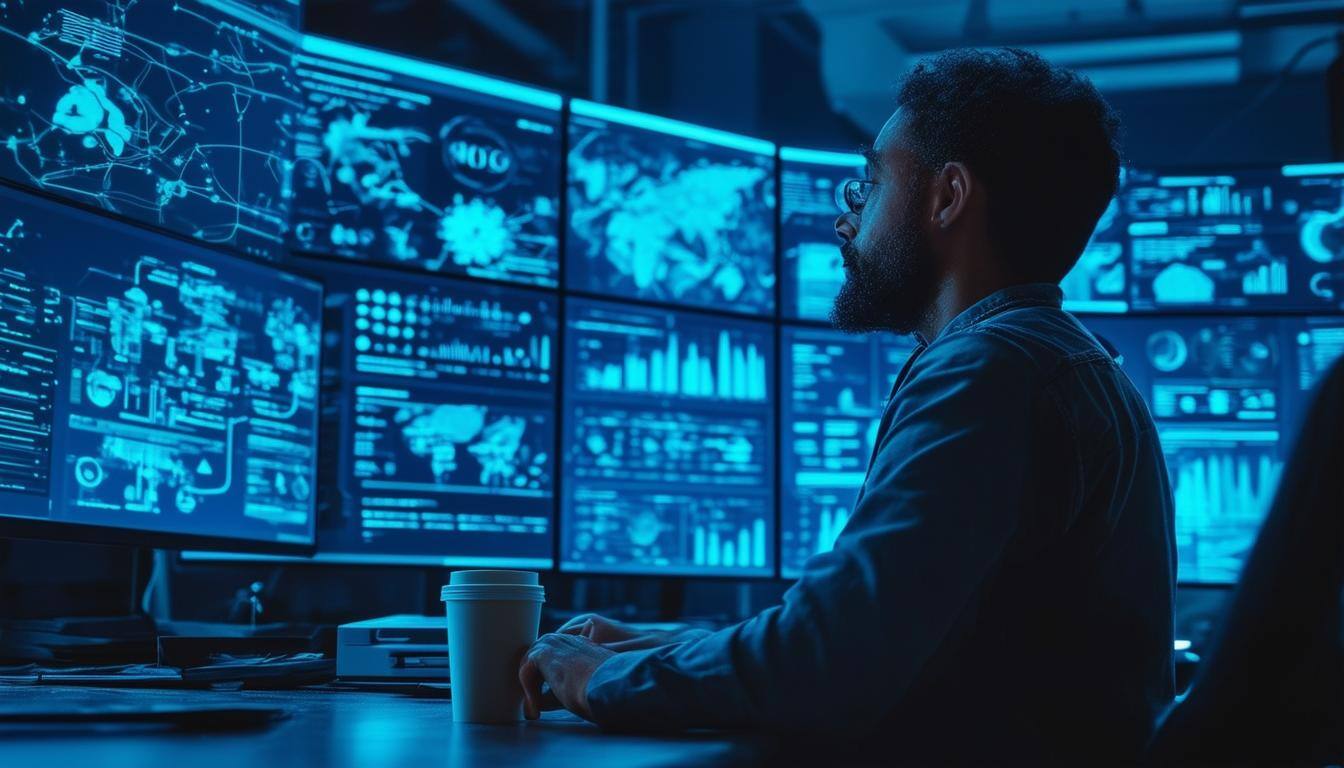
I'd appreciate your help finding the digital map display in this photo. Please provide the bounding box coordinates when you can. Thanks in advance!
[0,0,303,258]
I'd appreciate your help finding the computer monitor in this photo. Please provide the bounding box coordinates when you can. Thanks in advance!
[560,298,775,576]
[0,182,320,552]
[779,326,919,578]
[778,148,862,322]
[288,36,563,288]
[294,257,556,567]
[0,0,301,259]
[1086,316,1290,584]
[1125,165,1344,312]
[1060,170,1129,314]
[566,101,777,316]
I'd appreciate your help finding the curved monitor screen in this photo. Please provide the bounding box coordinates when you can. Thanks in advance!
[561,297,775,576]
[0,0,302,260]
[288,36,563,288]
[299,257,557,567]
[566,101,776,316]
[0,183,320,548]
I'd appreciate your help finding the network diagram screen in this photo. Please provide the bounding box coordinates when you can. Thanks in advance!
[779,327,918,578]
[566,100,777,316]
[0,184,321,546]
[1085,316,1307,584]
[300,258,556,567]
[288,37,563,288]
[779,148,862,322]
[561,298,775,576]
[1125,166,1344,311]
[0,0,302,259]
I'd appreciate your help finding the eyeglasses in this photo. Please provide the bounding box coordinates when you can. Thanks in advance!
[836,178,878,213]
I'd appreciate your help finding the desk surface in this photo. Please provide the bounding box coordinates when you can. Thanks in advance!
[1,686,764,768]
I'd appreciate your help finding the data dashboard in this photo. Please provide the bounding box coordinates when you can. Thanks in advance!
[1125,166,1344,311]
[1086,316,1297,583]
[299,257,556,566]
[566,101,777,316]
[0,183,320,546]
[0,0,303,259]
[288,37,563,287]
[561,298,775,575]
[779,327,918,577]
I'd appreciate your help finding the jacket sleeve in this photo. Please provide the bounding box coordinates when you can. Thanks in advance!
[585,332,1042,734]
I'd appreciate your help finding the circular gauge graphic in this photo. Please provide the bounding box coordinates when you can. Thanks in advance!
[84,369,122,408]
[74,457,104,489]
[1146,330,1189,373]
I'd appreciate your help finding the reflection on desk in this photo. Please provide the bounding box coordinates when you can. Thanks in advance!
[1,686,763,768]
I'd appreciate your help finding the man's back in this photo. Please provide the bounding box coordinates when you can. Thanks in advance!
[877,285,1177,762]
[582,285,1176,764]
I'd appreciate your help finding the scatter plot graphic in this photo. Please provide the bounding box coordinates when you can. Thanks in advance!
[561,298,775,575]
[304,257,557,566]
[0,0,303,258]
[289,36,562,287]
[0,183,320,545]
[779,148,861,321]
[566,101,776,315]
[780,327,917,577]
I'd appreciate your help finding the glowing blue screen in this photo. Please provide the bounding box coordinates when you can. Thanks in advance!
[566,102,776,315]
[779,151,860,321]
[0,183,320,545]
[1061,181,1128,314]
[561,298,775,575]
[1083,315,1337,584]
[288,37,562,287]
[1126,168,1344,311]
[302,257,556,567]
[0,0,302,259]
[779,326,917,577]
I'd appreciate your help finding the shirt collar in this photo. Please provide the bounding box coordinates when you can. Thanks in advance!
[914,283,1063,345]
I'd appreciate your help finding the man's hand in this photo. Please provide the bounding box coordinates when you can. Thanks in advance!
[518,633,615,722]
[556,614,692,652]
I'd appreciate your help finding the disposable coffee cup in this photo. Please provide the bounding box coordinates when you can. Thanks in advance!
[441,570,545,724]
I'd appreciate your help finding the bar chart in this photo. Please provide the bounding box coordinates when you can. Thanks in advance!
[568,299,771,403]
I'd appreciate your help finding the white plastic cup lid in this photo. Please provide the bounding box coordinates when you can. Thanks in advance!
[448,570,539,586]
[441,570,544,602]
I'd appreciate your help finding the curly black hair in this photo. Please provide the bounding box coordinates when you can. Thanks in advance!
[894,48,1122,283]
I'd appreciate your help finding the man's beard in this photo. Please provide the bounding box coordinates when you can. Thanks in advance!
[829,218,938,335]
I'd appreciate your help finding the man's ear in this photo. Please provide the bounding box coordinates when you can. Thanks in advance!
[930,162,973,229]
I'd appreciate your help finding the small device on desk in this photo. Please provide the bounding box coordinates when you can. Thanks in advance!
[337,616,447,681]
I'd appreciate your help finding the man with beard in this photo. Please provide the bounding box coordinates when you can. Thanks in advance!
[520,48,1176,764]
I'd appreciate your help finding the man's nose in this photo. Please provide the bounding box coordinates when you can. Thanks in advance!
[835,211,858,244]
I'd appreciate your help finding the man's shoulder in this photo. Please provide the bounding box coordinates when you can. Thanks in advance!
[934,304,1112,379]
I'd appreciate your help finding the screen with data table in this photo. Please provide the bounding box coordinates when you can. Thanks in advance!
[566,101,777,316]
[561,298,774,576]
[1086,316,1295,583]
[0,0,303,259]
[780,327,918,577]
[300,258,556,567]
[0,183,320,548]
[779,148,862,322]
[288,37,563,287]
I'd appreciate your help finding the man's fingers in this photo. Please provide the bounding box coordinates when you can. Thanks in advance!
[556,614,597,635]
[518,651,545,720]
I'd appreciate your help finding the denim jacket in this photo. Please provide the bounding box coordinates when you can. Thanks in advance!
[586,284,1177,763]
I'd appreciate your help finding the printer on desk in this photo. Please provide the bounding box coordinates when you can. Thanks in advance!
[336,616,448,681]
